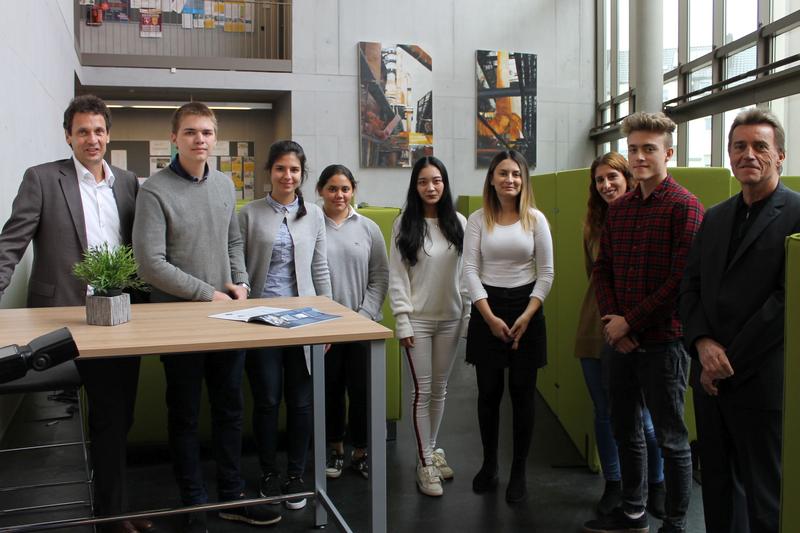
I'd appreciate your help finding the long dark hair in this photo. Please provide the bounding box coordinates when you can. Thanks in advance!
[266,140,308,219]
[396,156,464,266]
[584,152,635,242]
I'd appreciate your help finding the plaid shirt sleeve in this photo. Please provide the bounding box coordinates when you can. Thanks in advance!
[623,193,704,333]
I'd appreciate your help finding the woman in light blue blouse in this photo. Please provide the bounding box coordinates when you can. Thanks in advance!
[238,140,331,511]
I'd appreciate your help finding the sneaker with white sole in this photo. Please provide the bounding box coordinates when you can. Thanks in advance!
[431,448,454,480]
[218,494,282,526]
[351,451,369,479]
[416,463,443,497]
[281,476,308,510]
[325,450,344,479]
[259,472,282,504]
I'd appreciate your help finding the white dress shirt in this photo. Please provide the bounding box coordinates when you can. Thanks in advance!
[73,156,122,251]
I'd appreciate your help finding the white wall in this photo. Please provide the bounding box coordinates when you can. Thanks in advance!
[0,0,81,438]
[81,0,597,206]
[0,0,82,307]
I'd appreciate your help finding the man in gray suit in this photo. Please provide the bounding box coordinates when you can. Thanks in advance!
[680,108,800,533]
[0,95,151,533]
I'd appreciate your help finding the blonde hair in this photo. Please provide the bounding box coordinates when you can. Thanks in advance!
[621,111,676,148]
[482,150,537,232]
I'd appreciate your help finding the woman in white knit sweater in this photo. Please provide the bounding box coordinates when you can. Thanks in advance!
[463,149,554,504]
[389,156,468,498]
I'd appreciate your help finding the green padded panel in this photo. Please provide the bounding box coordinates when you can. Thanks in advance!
[456,195,483,218]
[670,167,733,211]
[550,168,599,470]
[530,173,558,411]
[781,234,800,533]
[357,207,403,421]
[780,176,800,193]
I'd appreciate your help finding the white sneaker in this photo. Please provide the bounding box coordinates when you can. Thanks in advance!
[416,463,443,497]
[431,448,454,480]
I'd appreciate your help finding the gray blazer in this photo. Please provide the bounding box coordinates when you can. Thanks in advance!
[0,158,138,308]
[238,199,331,300]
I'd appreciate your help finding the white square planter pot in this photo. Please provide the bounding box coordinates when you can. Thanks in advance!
[86,292,131,326]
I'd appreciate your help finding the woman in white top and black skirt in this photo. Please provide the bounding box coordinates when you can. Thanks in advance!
[463,149,554,503]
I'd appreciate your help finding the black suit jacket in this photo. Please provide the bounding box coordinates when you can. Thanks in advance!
[679,182,800,409]
[0,158,138,308]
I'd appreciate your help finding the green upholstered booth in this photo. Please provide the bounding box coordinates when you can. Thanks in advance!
[781,234,800,533]
[529,166,736,472]
[357,206,403,422]
[456,195,483,218]
[780,176,800,193]
[128,206,402,444]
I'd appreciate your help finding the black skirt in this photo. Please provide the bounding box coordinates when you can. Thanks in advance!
[465,282,547,369]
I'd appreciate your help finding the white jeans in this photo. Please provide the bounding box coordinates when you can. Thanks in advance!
[404,318,461,466]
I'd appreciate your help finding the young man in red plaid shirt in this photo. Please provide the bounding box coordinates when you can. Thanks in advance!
[584,112,704,533]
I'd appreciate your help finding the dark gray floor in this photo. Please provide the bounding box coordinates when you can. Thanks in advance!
[0,341,707,532]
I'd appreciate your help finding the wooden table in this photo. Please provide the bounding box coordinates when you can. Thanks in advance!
[0,296,393,533]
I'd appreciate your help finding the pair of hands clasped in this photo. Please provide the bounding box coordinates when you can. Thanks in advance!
[212,282,249,301]
[601,314,639,353]
[483,312,532,351]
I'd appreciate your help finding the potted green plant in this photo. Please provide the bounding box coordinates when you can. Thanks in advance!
[72,243,148,326]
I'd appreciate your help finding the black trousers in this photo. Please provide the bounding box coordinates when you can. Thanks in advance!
[76,356,141,517]
[325,342,368,449]
[693,388,781,533]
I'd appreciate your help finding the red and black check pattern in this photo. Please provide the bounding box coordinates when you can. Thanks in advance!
[593,175,704,344]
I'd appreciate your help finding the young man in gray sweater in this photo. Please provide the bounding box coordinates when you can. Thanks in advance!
[132,102,279,532]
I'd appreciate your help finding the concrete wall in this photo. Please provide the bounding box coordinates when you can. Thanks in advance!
[80,0,597,207]
[0,0,81,438]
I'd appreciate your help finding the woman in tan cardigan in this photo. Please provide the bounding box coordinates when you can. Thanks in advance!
[575,152,664,517]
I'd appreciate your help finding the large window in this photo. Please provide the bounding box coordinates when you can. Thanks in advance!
[593,0,800,168]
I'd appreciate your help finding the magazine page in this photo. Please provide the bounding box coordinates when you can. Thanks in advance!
[209,306,288,322]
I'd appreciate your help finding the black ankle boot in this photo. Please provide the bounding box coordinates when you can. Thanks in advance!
[505,461,527,503]
[472,462,498,493]
[596,479,622,515]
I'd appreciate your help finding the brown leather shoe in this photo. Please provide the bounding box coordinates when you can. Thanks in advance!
[130,519,154,530]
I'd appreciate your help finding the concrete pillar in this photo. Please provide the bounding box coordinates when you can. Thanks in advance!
[630,0,664,113]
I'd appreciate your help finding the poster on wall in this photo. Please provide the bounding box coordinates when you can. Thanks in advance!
[103,0,130,21]
[140,8,163,37]
[475,50,537,167]
[358,42,433,168]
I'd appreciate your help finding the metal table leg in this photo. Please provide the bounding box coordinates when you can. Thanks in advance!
[368,339,387,533]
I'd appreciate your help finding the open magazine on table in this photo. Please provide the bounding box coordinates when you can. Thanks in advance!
[209,306,341,329]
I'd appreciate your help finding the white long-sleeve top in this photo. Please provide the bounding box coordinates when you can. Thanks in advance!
[388,214,468,339]
[462,208,554,304]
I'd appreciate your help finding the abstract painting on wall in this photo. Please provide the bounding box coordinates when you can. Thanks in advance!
[476,50,537,167]
[358,42,433,168]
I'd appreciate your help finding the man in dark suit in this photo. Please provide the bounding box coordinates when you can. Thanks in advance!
[0,95,152,533]
[680,108,800,533]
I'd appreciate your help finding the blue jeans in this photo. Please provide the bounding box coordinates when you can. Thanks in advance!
[606,341,692,530]
[581,357,664,483]
[246,346,312,478]
[162,350,246,505]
